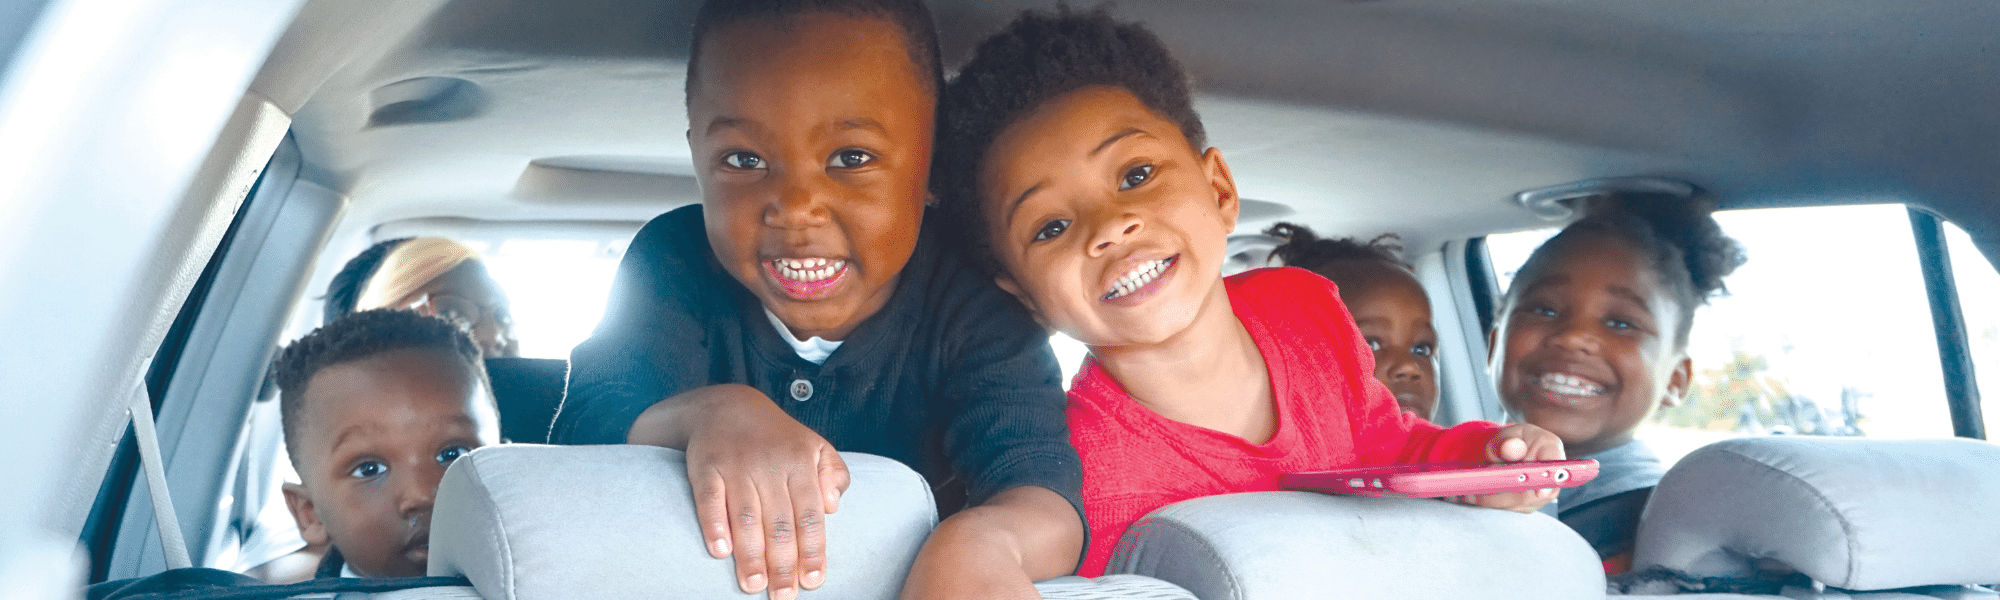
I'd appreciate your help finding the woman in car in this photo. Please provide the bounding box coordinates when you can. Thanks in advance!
[325,237,520,358]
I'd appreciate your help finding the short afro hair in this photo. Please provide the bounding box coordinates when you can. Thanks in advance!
[684,0,943,99]
[1265,222,1411,272]
[323,238,412,324]
[935,6,1206,276]
[274,309,488,469]
[1507,190,1747,349]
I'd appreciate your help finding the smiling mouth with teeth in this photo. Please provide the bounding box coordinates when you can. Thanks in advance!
[1537,372,1608,396]
[770,257,845,282]
[1103,256,1175,301]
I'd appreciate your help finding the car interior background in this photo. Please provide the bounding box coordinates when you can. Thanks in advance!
[1,0,1995,598]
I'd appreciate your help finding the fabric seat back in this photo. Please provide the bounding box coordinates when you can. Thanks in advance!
[428,444,935,600]
[1634,436,2000,592]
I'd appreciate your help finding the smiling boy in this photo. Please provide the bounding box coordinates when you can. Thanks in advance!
[553,1,1083,598]
[275,309,500,578]
[936,8,1564,576]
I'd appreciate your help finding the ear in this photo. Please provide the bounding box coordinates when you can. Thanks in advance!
[282,482,329,547]
[1485,322,1502,365]
[1199,148,1242,230]
[1662,355,1693,408]
[992,275,1050,329]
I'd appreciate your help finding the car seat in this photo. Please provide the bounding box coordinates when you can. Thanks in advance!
[427,444,1196,599]
[1619,436,2000,599]
[1104,491,1607,600]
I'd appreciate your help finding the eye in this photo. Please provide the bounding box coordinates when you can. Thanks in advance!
[827,149,874,169]
[722,151,765,170]
[1033,219,1070,242]
[436,445,472,465]
[348,461,387,479]
[1412,343,1435,358]
[1119,164,1154,190]
[1605,318,1634,330]
[1365,338,1382,352]
[1529,306,1558,318]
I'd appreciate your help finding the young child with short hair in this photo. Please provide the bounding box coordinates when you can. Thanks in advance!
[1489,193,1744,572]
[1267,223,1441,418]
[275,309,501,578]
[936,7,1563,577]
[552,0,1084,597]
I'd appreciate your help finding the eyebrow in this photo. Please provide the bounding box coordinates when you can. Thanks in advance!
[704,116,748,136]
[836,117,886,133]
[1093,128,1145,156]
[1006,183,1045,227]
[1005,128,1151,224]
[1607,285,1656,316]
[327,422,381,458]
[706,116,886,137]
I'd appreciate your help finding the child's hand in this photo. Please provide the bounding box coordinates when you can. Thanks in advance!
[1447,423,1565,513]
[636,384,851,600]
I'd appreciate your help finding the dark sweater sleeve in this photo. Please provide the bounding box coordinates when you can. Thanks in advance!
[933,272,1086,526]
[553,207,714,445]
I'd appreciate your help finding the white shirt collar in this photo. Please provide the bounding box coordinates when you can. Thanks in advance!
[764,308,843,365]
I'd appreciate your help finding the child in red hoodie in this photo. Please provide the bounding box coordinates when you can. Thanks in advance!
[936,7,1565,576]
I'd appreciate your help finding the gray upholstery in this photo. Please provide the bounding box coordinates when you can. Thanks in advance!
[427,445,935,600]
[1035,575,1198,600]
[338,586,487,599]
[1634,437,2000,592]
[1108,491,1605,600]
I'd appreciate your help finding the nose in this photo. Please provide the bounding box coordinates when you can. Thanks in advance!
[397,464,440,519]
[474,318,518,358]
[762,170,831,229]
[1383,351,1426,382]
[1545,317,1600,355]
[1085,212,1144,257]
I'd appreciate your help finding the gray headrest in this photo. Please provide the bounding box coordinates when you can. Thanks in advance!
[1108,491,1606,600]
[1635,436,2000,590]
[428,444,935,600]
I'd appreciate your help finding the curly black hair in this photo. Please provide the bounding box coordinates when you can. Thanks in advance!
[935,5,1206,275]
[274,309,488,468]
[1265,222,1410,272]
[684,0,943,99]
[322,238,412,324]
[1508,190,1747,348]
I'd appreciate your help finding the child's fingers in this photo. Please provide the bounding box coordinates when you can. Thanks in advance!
[760,477,803,600]
[727,476,771,594]
[789,467,830,591]
[690,469,733,559]
[1528,438,1565,461]
[1495,436,1529,462]
[1462,488,1555,514]
[818,448,849,514]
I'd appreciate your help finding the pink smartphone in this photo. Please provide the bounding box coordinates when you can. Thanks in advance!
[1278,459,1599,498]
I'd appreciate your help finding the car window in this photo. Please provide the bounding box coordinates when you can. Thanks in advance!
[370,233,629,360]
[1944,222,2000,437]
[1487,204,1961,464]
[475,239,625,359]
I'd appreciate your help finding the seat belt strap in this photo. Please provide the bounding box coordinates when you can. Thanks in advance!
[129,373,193,570]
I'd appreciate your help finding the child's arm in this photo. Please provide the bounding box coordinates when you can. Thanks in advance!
[556,208,712,445]
[901,485,1084,600]
[562,209,850,598]
[627,384,851,599]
